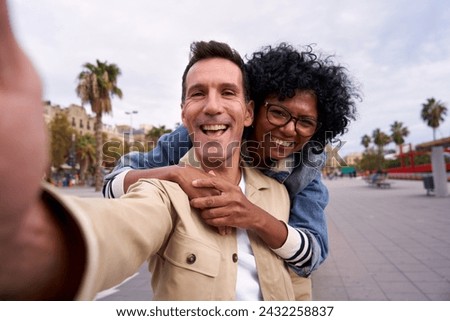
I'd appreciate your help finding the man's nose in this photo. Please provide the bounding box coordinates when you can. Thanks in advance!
[203,94,224,115]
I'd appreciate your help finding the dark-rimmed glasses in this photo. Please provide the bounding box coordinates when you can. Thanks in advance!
[264,102,321,137]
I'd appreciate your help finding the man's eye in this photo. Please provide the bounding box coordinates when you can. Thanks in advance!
[223,90,236,96]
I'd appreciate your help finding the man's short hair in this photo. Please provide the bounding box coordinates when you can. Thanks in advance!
[181,40,250,103]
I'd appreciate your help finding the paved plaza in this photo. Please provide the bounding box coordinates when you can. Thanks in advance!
[58,177,450,301]
[312,177,450,300]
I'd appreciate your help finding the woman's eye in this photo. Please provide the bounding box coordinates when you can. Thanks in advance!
[272,110,288,118]
[299,119,316,127]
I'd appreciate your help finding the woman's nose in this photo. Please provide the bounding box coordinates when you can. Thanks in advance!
[279,118,297,136]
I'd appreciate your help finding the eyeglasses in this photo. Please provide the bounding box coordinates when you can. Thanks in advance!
[264,102,321,137]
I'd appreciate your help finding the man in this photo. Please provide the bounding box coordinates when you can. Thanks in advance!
[0,1,296,300]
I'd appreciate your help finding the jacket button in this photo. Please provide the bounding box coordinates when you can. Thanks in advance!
[186,254,196,264]
[232,253,238,262]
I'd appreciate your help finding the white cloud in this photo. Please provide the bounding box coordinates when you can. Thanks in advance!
[8,0,450,155]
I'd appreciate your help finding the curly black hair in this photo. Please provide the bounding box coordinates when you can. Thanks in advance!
[245,43,361,153]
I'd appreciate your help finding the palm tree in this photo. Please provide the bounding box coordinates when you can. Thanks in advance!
[76,133,96,185]
[372,128,391,155]
[76,60,123,191]
[390,121,409,149]
[361,134,371,151]
[372,128,391,170]
[420,97,448,140]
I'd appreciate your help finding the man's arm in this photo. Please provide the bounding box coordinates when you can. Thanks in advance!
[0,0,83,299]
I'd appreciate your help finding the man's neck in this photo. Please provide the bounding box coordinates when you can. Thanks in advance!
[197,150,242,186]
[202,163,242,186]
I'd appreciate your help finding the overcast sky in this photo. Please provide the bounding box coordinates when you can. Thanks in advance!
[8,0,450,156]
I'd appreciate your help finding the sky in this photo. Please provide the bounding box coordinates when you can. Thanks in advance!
[7,0,450,156]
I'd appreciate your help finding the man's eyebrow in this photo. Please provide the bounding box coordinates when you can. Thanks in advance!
[220,82,242,91]
[186,82,242,92]
[186,83,205,92]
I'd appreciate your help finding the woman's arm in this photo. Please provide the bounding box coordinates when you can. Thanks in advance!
[286,174,329,276]
[124,165,220,199]
[103,126,192,198]
[189,168,329,277]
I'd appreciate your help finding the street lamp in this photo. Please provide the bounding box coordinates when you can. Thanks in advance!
[125,110,138,142]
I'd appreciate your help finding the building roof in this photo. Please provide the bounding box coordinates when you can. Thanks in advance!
[415,136,450,151]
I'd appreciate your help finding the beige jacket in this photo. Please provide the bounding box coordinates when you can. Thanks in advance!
[44,153,298,300]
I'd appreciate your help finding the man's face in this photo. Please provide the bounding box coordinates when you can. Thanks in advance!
[182,58,253,168]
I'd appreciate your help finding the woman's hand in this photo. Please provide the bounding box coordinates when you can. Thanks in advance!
[189,173,288,248]
[170,165,221,199]
[190,175,256,229]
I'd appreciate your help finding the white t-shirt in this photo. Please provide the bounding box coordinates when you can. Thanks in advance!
[235,174,263,300]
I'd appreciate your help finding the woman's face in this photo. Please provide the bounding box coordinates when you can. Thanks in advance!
[250,90,319,164]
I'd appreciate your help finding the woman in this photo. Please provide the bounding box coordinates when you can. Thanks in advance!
[103,43,359,299]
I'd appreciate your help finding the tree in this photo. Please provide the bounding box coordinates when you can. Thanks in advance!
[49,112,75,169]
[357,152,385,172]
[76,133,96,185]
[372,128,391,155]
[420,97,447,140]
[76,60,123,191]
[372,128,391,170]
[390,121,409,148]
[146,125,172,148]
[361,134,371,151]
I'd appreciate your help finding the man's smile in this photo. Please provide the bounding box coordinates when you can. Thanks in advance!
[200,124,230,137]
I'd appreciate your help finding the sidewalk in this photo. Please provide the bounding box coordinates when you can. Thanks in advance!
[311,178,450,300]
[58,178,450,301]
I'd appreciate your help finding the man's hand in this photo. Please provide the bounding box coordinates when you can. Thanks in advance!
[0,1,79,300]
[0,0,48,223]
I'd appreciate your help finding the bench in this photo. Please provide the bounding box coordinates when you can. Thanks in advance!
[364,173,391,189]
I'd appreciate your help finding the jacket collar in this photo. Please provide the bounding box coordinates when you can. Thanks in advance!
[179,149,272,197]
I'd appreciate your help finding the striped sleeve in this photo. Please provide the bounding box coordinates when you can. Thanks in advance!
[102,169,131,199]
[271,223,312,268]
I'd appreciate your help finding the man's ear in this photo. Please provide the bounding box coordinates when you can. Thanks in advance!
[181,103,187,127]
[244,100,254,127]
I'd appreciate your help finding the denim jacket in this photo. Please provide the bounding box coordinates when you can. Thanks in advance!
[103,125,329,276]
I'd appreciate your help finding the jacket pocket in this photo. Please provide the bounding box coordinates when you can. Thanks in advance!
[163,232,221,277]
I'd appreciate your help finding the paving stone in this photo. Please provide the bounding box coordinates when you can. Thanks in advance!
[57,179,450,301]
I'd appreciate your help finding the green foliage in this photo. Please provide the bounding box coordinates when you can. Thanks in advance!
[356,151,385,172]
[76,60,123,115]
[421,97,448,140]
[360,134,371,150]
[76,59,123,191]
[49,112,75,168]
[414,153,431,165]
[390,121,409,146]
[146,125,172,144]
[384,158,401,169]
